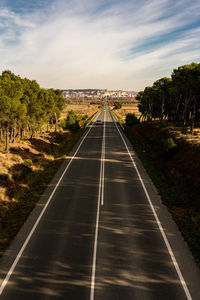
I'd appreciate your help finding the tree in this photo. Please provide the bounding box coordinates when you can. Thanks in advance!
[114,102,122,109]
[137,62,200,129]
[64,110,80,131]
[125,113,139,127]
[0,70,66,150]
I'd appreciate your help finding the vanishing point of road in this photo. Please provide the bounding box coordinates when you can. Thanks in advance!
[0,107,200,299]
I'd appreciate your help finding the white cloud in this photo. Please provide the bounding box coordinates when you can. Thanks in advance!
[0,0,200,90]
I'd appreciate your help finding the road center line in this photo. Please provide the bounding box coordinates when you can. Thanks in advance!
[0,111,101,297]
[101,111,106,206]
[90,110,106,300]
[110,110,193,300]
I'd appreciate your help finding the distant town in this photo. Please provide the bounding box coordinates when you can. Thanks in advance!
[62,89,138,103]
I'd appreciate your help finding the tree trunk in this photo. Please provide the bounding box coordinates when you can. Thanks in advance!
[13,124,16,144]
[0,125,2,143]
[10,127,14,142]
[190,100,196,132]
[54,112,58,132]
[5,124,9,151]
[174,96,181,121]
[30,130,34,140]
[183,97,190,126]
[161,95,165,123]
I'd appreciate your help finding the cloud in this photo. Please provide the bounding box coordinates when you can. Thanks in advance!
[0,0,200,90]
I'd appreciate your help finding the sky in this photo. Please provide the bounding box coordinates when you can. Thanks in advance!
[0,0,200,91]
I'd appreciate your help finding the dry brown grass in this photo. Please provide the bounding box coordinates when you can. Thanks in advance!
[61,103,100,120]
[0,128,84,255]
[114,104,140,121]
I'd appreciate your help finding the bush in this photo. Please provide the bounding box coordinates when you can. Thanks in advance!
[60,110,80,131]
[114,102,122,109]
[162,137,178,158]
[125,113,139,127]
[12,164,32,181]
[0,173,9,181]
[24,159,33,168]
[181,128,188,134]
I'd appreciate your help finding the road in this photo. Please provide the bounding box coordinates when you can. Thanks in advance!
[0,108,200,299]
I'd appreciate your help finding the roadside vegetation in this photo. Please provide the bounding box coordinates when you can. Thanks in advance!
[0,129,84,256]
[125,62,200,263]
[0,70,66,151]
[0,70,99,256]
[114,101,122,109]
[136,62,200,130]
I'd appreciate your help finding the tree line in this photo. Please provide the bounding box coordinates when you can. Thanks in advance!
[0,70,65,150]
[136,62,200,130]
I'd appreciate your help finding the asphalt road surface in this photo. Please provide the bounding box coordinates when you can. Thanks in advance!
[0,107,200,300]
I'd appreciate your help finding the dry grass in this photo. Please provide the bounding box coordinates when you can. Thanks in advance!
[0,128,85,256]
[114,104,140,121]
[61,103,100,120]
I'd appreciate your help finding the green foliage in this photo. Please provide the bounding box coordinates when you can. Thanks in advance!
[162,137,178,158]
[61,110,80,131]
[114,102,122,109]
[82,114,88,121]
[137,62,200,127]
[23,159,33,168]
[0,70,66,149]
[125,113,139,127]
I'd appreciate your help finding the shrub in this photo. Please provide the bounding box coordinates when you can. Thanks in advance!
[60,110,80,131]
[181,128,188,134]
[114,102,122,109]
[125,113,139,127]
[24,159,33,168]
[162,137,178,158]
[0,173,9,181]
[12,164,32,181]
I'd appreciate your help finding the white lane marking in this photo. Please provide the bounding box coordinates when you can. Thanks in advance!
[112,112,125,131]
[110,111,193,300]
[0,111,101,296]
[90,110,106,300]
[101,111,106,206]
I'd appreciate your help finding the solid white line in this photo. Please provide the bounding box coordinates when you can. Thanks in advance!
[0,111,101,296]
[112,112,125,131]
[90,110,106,300]
[110,111,193,300]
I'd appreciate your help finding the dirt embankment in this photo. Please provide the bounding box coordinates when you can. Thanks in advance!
[127,122,200,263]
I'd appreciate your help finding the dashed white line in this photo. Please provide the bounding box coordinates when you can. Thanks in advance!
[90,110,106,300]
[0,111,101,296]
[101,111,106,206]
[110,110,192,300]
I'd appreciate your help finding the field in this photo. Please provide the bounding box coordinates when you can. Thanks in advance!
[61,103,100,120]
[114,104,140,120]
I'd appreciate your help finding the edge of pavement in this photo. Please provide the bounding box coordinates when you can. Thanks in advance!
[0,111,101,289]
[117,124,200,300]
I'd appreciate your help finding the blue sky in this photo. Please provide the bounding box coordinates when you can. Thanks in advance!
[0,0,200,91]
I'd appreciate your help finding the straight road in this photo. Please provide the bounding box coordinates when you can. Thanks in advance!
[0,107,200,299]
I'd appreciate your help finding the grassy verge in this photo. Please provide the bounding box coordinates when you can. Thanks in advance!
[0,128,85,256]
[125,122,200,264]
[111,110,124,124]
[84,110,98,126]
